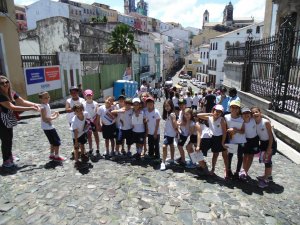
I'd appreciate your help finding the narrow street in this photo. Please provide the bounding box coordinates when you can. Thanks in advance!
[0,76,299,225]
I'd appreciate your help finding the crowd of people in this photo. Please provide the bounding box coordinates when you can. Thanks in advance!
[0,74,276,188]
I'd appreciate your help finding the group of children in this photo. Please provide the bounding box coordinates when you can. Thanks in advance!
[39,86,276,188]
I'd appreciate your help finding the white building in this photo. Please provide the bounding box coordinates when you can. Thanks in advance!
[159,22,174,33]
[197,44,210,82]
[208,22,264,87]
[26,0,70,30]
[162,27,191,43]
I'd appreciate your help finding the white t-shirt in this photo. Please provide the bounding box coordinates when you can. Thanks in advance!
[40,103,54,130]
[83,101,98,121]
[140,84,148,93]
[97,105,116,126]
[208,116,223,136]
[120,108,133,130]
[71,112,89,138]
[172,96,179,107]
[192,95,200,106]
[244,118,257,139]
[145,108,161,135]
[132,110,145,133]
[180,121,194,136]
[164,112,177,137]
[256,118,270,141]
[225,114,246,144]
[200,123,212,139]
[66,97,85,123]
[185,96,193,108]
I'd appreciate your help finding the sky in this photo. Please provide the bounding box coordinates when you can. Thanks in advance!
[15,0,266,28]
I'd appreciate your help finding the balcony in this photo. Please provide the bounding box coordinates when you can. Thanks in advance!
[0,0,8,14]
[208,66,216,71]
[141,65,150,73]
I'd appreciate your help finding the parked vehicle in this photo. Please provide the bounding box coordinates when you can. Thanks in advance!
[197,82,207,89]
[181,80,188,87]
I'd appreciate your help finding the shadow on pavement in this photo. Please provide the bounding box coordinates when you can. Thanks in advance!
[44,160,63,169]
[0,164,36,176]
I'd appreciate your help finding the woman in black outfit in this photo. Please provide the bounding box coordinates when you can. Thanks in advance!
[0,75,39,168]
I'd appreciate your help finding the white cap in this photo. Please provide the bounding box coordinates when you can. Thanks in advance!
[213,104,224,112]
[132,98,141,103]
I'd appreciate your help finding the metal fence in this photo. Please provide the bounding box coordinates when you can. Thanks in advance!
[80,53,128,65]
[21,55,59,68]
[225,13,300,117]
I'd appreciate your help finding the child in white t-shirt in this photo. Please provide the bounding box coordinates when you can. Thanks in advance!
[160,99,178,170]
[71,103,90,168]
[83,89,99,156]
[145,97,161,159]
[131,98,146,159]
[96,96,116,157]
[39,92,65,162]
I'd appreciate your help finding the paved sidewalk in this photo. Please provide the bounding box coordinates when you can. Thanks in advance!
[0,100,299,225]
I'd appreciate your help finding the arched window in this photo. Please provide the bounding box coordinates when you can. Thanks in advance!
[203,52,206,58]
[200,52,202,58]
[213,43,215,50]
[256,26,260,34]
[216,42,218,50]
[215,60,217,70]
[210,43,212,50]
[235,41,240,47]
[207,52,209,59]
[225,41,230,49]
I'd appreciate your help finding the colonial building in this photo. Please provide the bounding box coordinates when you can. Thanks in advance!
[208,22,264,87]
[15,4,27,32]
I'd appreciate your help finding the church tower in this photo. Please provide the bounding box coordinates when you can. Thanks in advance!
[124,0,136,14]
[203,9,209,29]
[223,1,233,26]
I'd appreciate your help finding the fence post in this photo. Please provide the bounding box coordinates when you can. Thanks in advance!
[242,33,253,92]
[272,13,296,112]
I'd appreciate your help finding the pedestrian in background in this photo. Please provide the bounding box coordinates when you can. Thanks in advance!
[0,75,39,168]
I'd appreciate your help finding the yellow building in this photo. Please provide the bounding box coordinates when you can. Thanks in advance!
[184,53,201,78]
[0,0,26,97]
[192,28,225,49]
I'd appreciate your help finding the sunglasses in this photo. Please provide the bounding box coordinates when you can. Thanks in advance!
[0,81,9,86]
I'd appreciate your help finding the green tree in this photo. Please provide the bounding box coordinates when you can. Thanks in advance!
[108,24,137,66]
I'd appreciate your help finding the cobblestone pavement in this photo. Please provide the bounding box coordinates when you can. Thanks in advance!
[1,97,300,225]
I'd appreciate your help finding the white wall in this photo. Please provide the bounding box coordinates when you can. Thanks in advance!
[163,28,191,42]
[26,0,69,30]
[19,39,40,55]
[209,22,264,86]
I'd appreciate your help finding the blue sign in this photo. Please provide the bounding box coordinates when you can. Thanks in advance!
[26,68,45,84]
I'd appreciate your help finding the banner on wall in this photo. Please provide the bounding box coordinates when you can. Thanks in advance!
[24,66,61,95]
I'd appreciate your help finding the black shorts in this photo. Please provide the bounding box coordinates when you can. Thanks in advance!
[44,129,61,146]
[175,106,180,111]
[73,133,88,145]
[188,134,197,145]
[102,123,116,139]
[211,135,226,153]
[200,138,212,156]
[116,129,133,145]
[244,136,260,154]
[260,140,277,155]
[163,136,174,145]
[191,105,197,110]
[178,134,188,146]
[133,132,145,145]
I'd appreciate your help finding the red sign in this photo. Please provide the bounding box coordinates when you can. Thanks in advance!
[45,67,60,81]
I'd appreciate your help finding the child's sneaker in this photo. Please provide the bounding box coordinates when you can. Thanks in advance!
[239,170,247,180]
[54,155,66,162]
[257,175,273,182]
[160,162,166,171]
[49,155,55,160]
[88,149,93,157]
[133,153,141,160]
[74,161,80,169]
[258,179,269,188]
[2,160,14,168]
[81,154,89,163]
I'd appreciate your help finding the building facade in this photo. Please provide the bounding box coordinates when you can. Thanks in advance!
[0,0,26,96]
[15,5,27,32]
[198,44,210,82]
[208,22,264,87]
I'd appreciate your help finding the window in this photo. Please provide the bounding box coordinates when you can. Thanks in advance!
[203,52,206,58]
[225,41,230,49]
[256,26,260,34]
[235,41,240,47]
[189,60,192,64]
[237,32,240,35]
[84,9,86,13]
[216,42,218,50]
[210,43,212,50]
[207,52,209,59]
[213,43,215,50]
[200,52,202,58]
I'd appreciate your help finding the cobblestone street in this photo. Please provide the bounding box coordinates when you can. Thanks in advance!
[0,99,300,225]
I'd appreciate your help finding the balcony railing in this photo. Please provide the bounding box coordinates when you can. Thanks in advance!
[207,66,216,71]
[0,0,8,13]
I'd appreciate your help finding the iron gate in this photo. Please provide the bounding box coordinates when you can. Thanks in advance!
[244,12,300,117]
